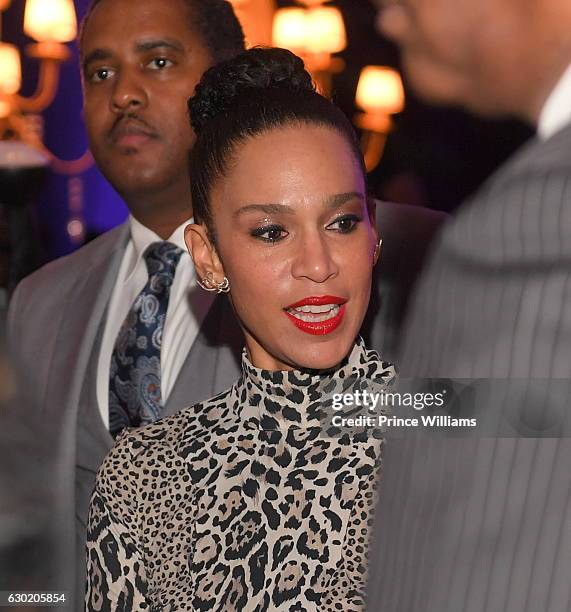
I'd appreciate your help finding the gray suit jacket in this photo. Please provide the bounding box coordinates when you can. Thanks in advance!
[7,222,243,609]
[368,125,571,610]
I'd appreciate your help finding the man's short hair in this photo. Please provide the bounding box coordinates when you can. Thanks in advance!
[79,0,246,63]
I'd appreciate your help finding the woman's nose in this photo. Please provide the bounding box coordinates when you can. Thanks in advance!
[291,234,338,284]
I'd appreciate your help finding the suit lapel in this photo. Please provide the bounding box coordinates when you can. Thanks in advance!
[163,293,243,416]
[47,224,129,611]
[44,224,129,421]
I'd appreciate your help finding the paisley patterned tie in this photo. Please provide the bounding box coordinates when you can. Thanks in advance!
[109,241,183,437]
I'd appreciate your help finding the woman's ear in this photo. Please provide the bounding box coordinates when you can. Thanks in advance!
[373,237,382,266]
[366,194,377,225]
[366,196,381,265]
[184,223,226,285]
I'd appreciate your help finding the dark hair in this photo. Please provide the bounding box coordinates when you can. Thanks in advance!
[79,0,245,63]
[188,47,367,240]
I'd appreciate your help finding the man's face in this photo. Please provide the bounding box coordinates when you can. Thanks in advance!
[81,0,212,200]
[378,0,523,114]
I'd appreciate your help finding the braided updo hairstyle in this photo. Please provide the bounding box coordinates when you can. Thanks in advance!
[188,47,367,242]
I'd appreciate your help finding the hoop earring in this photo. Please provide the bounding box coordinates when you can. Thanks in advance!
[197,272,230,294]
[374,238,383,265]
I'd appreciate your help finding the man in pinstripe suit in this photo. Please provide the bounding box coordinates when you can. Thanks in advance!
[368,1,571,610]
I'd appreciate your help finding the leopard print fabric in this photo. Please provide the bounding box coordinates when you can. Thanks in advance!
[85,337,395,611]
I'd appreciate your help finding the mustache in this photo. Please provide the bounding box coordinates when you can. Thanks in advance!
[108,113,159,143]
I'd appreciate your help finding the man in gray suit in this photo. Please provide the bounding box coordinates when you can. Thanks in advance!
[8,0,245,606]
[368,1,571,610]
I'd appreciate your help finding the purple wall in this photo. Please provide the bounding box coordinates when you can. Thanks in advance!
[4,0,127,260]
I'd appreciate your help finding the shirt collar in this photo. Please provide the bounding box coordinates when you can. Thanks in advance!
[125,215,192,282]
[538,62,571,140]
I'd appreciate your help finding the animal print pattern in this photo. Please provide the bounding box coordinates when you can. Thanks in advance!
[86,338,395,610]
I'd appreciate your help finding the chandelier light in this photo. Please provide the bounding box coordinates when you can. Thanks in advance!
[355,66,405,171]
[0,0,92,175]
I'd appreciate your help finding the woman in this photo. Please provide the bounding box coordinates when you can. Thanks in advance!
[86,48,395,611]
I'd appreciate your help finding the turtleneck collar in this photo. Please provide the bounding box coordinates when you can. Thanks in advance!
[236,337,396,430]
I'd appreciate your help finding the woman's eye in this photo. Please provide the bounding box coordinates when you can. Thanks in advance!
[149,58,173,70]
[327,214,361,234]
[250,225,288,243]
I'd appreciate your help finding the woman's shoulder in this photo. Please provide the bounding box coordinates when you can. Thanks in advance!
[99,386,238,476]
[93,386,238,516]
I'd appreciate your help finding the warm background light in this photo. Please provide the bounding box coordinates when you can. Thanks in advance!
[297,0,325,5]
[228,0,276,47]
[272,7,307,52]
[0,0,12,11]
[305,6,346,54]
[0,42,21,94]
[0,96,11,118]
[24,0,77,43]
[356,66,405,115]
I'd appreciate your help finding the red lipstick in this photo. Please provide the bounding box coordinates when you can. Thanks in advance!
[284,296,347,336]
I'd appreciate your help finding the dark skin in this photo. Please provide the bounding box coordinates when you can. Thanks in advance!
[80,0,213,238]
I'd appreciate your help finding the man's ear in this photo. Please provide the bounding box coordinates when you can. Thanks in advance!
[184,223,226,285]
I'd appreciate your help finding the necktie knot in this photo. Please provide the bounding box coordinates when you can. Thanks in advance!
[144,242,184,291]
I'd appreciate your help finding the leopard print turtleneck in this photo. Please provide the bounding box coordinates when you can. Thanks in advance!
[85,338,396,611]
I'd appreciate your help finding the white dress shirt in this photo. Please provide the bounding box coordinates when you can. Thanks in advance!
[96,215,214,429]
[538,62,571,140]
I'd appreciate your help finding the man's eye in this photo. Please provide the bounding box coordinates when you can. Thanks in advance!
[250,225,288,243]
[148,58,173,70]
[90,68,114,83]
[327,214,362,234]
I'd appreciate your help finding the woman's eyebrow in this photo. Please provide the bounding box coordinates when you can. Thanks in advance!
[233,203,294,218]
[233,193,364,219]
[324,192,365,209]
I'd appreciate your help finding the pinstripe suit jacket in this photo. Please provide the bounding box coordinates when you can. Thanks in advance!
[368,124,571,611]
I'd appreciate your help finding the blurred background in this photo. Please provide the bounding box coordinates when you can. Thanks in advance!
[0,0,533,291]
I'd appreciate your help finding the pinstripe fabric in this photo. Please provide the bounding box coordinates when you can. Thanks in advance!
[368,124,571,611]
[401,125,571,379]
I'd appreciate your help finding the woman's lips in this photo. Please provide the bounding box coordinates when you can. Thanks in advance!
[284,296,347,335]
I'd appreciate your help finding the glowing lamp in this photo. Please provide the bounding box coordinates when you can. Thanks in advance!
[356,66,404,115]
[24,0,77,43]
[272,8,307,52]
[305,6,346,55]
[0,42,21,95]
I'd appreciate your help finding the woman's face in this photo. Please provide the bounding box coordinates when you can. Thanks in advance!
[188,124,378,371]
